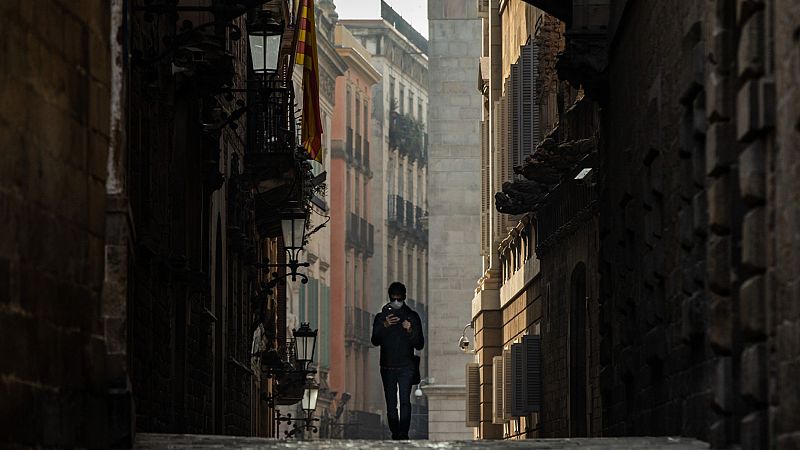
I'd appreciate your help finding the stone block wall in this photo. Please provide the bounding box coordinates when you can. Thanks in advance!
[0,0,114,446]
[772,2,800,448]
[599,0,716,440]
[539,220,601,437]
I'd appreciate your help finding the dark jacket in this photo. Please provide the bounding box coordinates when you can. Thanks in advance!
[371,302,424,368]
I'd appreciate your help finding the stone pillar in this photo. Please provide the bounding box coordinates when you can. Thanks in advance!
[426,0,483,440]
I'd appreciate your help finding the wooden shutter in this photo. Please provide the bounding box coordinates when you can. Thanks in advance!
[492,356,505,424]
[466,362,481,427]
[503,348,512,421]
[523,334,542,412]
[481,119,490,256]
[309,278,319,330]
[320,285,330,369]
[510,63,521,179]
[510,343,525,416]
[520,43,540,156]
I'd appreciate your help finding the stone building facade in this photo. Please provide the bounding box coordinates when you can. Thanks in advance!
[2,0,318,445]
[328,20,382,437]
[426,0,484,441]
[472,0,800,448]
[282,0,346,436]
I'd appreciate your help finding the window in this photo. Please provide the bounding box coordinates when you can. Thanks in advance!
[398,161,404,195]
[346,86,352,128]
[387,157,395,197]
[355,174,360,212]
[355,95,361,135]
[389,76,396,109]
[363,101,369,138]
[407,253,413,294]
[387,243,394,280]
[418,99,423,123]
[399,84,405,114]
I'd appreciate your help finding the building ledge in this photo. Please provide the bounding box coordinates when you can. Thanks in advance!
[472,285,500,320]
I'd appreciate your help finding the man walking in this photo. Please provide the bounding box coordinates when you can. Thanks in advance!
[371,282,424,440]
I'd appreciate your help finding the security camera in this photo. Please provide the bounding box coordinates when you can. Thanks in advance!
[459,335,471,352]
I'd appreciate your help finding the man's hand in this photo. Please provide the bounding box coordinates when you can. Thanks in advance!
[402,320,412,332]
[384,314,400,328]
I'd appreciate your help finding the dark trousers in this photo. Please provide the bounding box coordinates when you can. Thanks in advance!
[380,365,414,439]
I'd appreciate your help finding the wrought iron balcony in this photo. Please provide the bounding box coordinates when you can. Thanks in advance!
[355,133,362,165]
[345,306,374,345]
[363,140,370,171]
[347,212,359,246]
[346,126,354,160]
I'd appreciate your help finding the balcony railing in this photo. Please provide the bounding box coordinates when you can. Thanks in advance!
[346,126,354,160]
[345,306,374,344]
[388,195,404,226]
[347,212,359,245]
[247,80,296,156]
[388,195,427,243]
[367,223,374,256]
[364,140,370,171]
[355,133,362,165]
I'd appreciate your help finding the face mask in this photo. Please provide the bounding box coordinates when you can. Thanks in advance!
[390,299,404,309]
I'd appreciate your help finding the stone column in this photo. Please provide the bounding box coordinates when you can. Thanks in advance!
[426,0,483,440]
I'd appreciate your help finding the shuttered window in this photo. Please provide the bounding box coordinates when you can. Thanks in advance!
[523,334,542,412]
[503,348,512,421]
[510,343,525,417]
[492,356,506,424]
[320,284,330,369]
[308,278,319,331]
[466,362,481,427]
[299,283,306,323]
[481,119,490,256]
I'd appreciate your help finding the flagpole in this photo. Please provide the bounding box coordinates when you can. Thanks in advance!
[287,0,302,82]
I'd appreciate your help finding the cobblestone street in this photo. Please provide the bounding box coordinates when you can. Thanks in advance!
[136,434,708,449]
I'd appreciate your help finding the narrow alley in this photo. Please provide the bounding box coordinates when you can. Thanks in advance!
[1,0,799,449]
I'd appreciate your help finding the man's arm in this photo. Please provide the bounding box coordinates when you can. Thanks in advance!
[410,312,424,350]
[371,313,386,346]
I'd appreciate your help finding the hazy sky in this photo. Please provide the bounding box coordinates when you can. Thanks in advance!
[333,0,428,38]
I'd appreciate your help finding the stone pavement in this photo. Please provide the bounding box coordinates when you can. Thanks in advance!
[136,434,709,449]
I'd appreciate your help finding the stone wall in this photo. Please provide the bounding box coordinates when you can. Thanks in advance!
[427,0,484,440]
[126,9,256,436]
[600,0,800,447]
[539,219,601,437]
[0,0,114,446]
[599,0,716,439]
[772,2,800,448]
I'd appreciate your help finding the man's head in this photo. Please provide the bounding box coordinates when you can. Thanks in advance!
[388,282,406,300]
[388,282,406,308]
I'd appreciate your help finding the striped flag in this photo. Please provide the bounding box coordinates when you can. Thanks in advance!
[295,0,323,162]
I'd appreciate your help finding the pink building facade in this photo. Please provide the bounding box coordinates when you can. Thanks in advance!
[329,24,381,415]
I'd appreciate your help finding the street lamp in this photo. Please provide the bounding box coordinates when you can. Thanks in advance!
[275,376,322,437]
[301,377,320,413]
[253,205,311,286]
[293,322,318,369]
[248,10,284,75]
[281,206,308,256]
